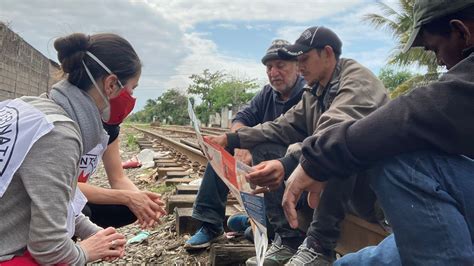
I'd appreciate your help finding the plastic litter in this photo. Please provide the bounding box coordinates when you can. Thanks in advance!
[126,230,151,245]
[188,178,202,187]
[122,156,141,169]
[137,149,155,169]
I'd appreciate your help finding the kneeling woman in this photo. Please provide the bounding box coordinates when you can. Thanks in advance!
[0,32,155,265]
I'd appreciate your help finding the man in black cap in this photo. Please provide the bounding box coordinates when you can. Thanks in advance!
[208,26,389,265]
[184,39,305,250]
[282,1,474,265]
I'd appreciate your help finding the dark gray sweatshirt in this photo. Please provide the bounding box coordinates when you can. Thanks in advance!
[300,50,474,181]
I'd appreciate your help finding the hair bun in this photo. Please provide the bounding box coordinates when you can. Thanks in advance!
[54,33,90,73]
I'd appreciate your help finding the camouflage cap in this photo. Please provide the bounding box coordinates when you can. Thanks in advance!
[261,39,295,65]
[403,0,474,53]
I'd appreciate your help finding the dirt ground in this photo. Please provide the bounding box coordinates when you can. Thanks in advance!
[88,126,248,265]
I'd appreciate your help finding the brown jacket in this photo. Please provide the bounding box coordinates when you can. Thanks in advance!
[227,58,389,177]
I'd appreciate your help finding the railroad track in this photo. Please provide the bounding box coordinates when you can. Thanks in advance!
[129,124,390,261]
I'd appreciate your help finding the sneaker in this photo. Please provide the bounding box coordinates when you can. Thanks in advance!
[227,213,250,233]
[246,235,296,266]
[184,223,224,250]
[285,238,334,266]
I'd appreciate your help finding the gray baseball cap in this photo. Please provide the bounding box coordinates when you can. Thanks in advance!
[261,39,295,65]
[403,0,474,53]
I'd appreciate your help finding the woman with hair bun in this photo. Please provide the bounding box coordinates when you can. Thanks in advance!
[0,32,162,265]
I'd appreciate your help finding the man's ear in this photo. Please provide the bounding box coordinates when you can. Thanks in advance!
[450,19,471,46]
[323,45,335,61]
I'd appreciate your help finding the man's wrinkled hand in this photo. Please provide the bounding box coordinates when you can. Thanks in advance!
[247,160,285,194]
[282,164,326,229]
[204,134,228,148]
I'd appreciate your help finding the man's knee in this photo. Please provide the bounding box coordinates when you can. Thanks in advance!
[368,153,416,195]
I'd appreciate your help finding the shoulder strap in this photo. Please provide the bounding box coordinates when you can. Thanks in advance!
[320,80,340,113]
[319,61,342,113]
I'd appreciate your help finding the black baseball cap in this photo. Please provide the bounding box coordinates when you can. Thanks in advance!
[261,39,296,65]
[403,0,474,52]
[278,26,342,59]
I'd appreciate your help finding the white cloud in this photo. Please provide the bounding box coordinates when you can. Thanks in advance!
[0,0,187,111]
[0,0,395,112]
[164,32,266,91]
[144,0,364,29]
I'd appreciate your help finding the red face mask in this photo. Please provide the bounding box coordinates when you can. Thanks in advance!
[104,88,136,125]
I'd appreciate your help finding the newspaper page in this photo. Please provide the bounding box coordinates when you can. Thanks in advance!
[187,99,268,266]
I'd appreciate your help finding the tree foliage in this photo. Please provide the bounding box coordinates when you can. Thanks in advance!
[129,89,190,125]
[128,69,258,125]
[187,69,258,124]
[378,67,415,92]
[363,0,438,72]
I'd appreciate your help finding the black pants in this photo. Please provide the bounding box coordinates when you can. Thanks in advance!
[306,171,378,251]
[82,203,137,228]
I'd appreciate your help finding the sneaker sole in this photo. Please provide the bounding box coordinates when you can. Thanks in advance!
[184,234,225,251]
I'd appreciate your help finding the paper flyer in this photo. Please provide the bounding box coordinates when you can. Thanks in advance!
[187,99,268,266]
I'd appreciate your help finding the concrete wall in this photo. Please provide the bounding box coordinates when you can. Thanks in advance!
[0,22,57,100]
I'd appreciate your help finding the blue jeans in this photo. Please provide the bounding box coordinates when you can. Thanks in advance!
[335,234,400,266]
[336,151,474,265]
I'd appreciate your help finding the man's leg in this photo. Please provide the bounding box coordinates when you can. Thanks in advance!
[288,171,378,266]
[370,151,474,265]
[185,163,229,250]
[192,163,229,225]
[246,143,306,266]
[334,234,401,266]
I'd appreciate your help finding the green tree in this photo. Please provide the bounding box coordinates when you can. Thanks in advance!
[363,0,438,72]
[129,89,190,125]
[154,89,189,125]
[378,67,415,92]
[187,69,225,111]
[187,69,258,124]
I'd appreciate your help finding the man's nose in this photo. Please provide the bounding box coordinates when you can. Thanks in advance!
[270,67,280,77]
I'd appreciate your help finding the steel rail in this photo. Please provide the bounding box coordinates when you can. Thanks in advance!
[132,126,207,165]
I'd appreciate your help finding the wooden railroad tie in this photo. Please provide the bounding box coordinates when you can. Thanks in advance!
[175,185,199,195]
[156,162,183,167]
[154,159,177,163]
[174,206,241,236]
[165,171,190,178]
[209,244,256,266]
[164,177,195,186]
[166,194,238,213]
[157,167,188,179]
[336,215,389,255]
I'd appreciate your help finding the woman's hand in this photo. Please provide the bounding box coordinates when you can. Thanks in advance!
[125,191,167,228]
[80,227,126,262]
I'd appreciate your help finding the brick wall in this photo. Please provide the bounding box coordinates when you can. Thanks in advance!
[0,22,58,100]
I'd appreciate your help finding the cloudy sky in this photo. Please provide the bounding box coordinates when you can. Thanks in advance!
[1,0,401,112]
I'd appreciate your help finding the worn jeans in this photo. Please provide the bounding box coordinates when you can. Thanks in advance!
[336,151,474,265]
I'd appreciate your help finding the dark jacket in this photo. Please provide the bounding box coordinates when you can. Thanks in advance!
[301,50,474,182]
[232,76,305,126]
